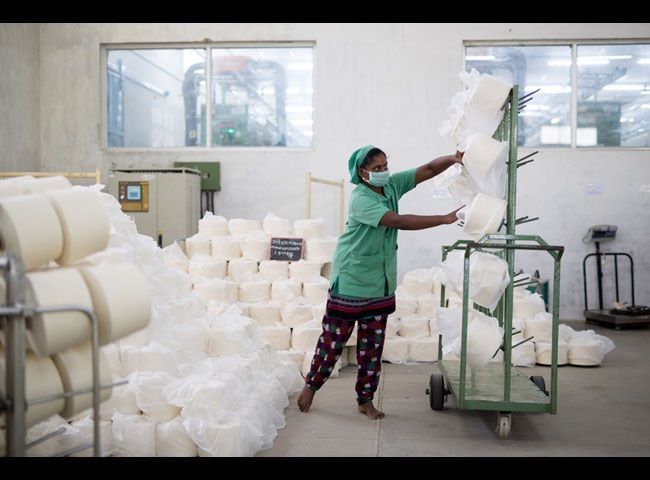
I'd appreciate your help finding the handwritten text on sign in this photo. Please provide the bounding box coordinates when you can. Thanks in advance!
[270,237,304,261]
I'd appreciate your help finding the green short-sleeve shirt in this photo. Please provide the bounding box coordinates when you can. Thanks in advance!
[330,168,417,298]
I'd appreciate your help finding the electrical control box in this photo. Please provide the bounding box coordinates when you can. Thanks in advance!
[173,161,221,191]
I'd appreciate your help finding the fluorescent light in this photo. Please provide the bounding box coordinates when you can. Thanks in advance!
[641,104,650,109]
[577,59,610,66]
[638,59,650,64]
[580,55,631,61]
[603,84,645,91]
[290,119,313,126]
[287,63,313,71]
[466,55,496,61]
[285,106,313,113]
[525,85,571,94]
[286,87,301,94]
[547,60,572,66]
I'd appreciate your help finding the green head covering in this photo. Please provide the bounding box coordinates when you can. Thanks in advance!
[348,144,376,185]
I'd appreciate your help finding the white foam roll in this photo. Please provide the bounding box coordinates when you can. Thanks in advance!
[402,269,436,296]
[321,262,333,280]
[0,348,65,428]
[164,256,189,273]
[186,234,211,258]
[393,293,418,319]
[132,371,181,423]
[227,258,258,282]
[210,236,241,261]
[156,417,198,457]
[0,193,64,270]
[535,340,569,366]
[398,314,431,338]
[262,323,292,350]
[25,268,94,356]
[111,413,157,457]
[263,213,293,236]
[23,175,72,194]
[382,337,409,363]
[311,302,326,321]
[293,218,325,240]
[281,301,313,328]
[25,415,69,457]
[305,237,338,263]
[62,417,114,457]
[303,276,330,304]
[0,182,25,198]
[462,192,507,241]
[524,313,552,342]
[198,213,229,237]
[467,74,512,120]
[188,255,227,283]
[240,237,271,262]
[291,321,323,352]
[271,278,302,303]
[44,189,110,265]
[462,133,508,199]
[239,279,271,303]
[568,342,603,366]
[228,218,261,237]
[416,294,438,317]
[78,263,152,346]
[193,278,238,303]
[99,378,139,420]
[407,337,438,362]
[51,342,112,419]
[289,260,323,282]
[514,292,546,320]
[248,302,282,326]
[196,418,244,457]
[259,260,289,282]
[468,252,510,310]
[345,323,358,347]
[511,342,536,367]
[386,315,401,339]
[120,341,178,376]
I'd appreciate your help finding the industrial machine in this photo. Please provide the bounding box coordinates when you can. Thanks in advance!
[108,168,201,248]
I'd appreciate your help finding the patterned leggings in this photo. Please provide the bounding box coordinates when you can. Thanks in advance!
[305,314,388,405]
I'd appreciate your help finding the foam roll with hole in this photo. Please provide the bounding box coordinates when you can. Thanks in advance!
[227,259,259,282]
[23,268,93,356]
[407,336,438,362]
[467,252,510,310]
[462,192,507,241]
[156,417,198,457]
[535,340,569,366]
[193,277,239,303]
[77,263,152,346]
[185,234,211,258]
[51,342,112,419]
[0,348,65,428]
[271,278,302,303]
[293,218,325,240]
[238,278,271,303]
[398,314,431,338]
[210,236,241,261]
[382,337,409,363]
[188,255,227,283]
[258,260,289,282]
[198,212,229,237]
[305,237,338,262]
[281,300,313,328]
[462,133,508,199]
[302,276,330,304]
[248,301,282,326]
[22,175,72,194]
[289,260,323,282]
[228,218,261,238]
[262,323,292,350]
[0,193,64,270]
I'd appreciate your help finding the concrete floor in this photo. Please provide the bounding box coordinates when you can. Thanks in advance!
[258,320,650,456]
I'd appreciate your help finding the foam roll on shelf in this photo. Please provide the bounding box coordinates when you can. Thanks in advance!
[0,193,64,270]
[25,268,94,357]
[77,263,151,346]
[271,278,302,303]
[460,192,507,241]
[193,278,239,303]
[461,132,508,199]
[238,278,271,303]
[198,212,229,237]
[22,175,72,194]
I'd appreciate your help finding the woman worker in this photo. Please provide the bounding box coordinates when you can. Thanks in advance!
[297,145,464,419]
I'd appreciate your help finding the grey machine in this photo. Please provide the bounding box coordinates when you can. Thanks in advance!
[108,168,201,248]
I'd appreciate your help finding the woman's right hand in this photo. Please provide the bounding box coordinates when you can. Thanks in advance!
[445,205,465,224]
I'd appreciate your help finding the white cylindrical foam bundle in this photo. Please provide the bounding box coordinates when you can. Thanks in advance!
[196,418,245,457]
[416,294,438,317]
[289,260,323,282]
[193,278,239,304]
[0,193,64,270]
[62,417,114,457]
[345,323,358,347]
[462,132,508,199]
[186,234,211,258]
[228,218,261,238]
[25,415,69,457]
[311,302,326,321]
[51,342,112,419]
[568,343,604,366]
[321,262,332,280]
[466,73,512,125]
[466,252,510,310]
[263,213,292,236]
[0,348,65,428]
[259,260,289,282]
[23,175,72,194]
[535,340,569,366]
[162,241,189,272]
[25,268,94,357]
[111,413,157,457]
[262,323,292,350]
[291,320,323,353]
[407,337,438,363]
[446,311,503,370]
[302,276,330,304]
[78,263,152,346]
[402,269,437,296]
[398,314,431,338]
[305,237,338,263]
[99,378,140,420]
[293,218,325,240]
[394,291,418,319]
[188,255,227,283]
[227,258,259,282]
[156,417,198,457]
[248,302,282,326]
[271,278,302,303]
[514,291,546,320]
[511,342,536,367]
[386,315,400,339]
[239,278,271,303]
[382,337,409,363]
[198,213,229,237]
[239,231,271,262]
[132,371,181,423]
[281,300,313,328]
[461,193,507,241]
[524,312,552,342]
[210,236,241,261]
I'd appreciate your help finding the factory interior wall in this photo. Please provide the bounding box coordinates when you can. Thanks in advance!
[3,22,649,319]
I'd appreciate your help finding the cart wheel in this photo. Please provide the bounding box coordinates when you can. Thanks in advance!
[429,374,445,411]
[497,414,511,438]
[530,375,548,396]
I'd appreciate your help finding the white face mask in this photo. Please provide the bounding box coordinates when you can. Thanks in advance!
[363,169,390,187]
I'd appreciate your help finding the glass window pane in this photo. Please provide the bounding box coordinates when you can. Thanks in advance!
[211,47,313,147]
[107,49,207,147]
[466,45,572,147]
[577,44,650,147]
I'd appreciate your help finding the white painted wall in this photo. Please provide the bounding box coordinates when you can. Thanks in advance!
[26,23,650,318]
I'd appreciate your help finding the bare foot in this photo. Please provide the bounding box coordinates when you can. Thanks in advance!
[297,386,316,412]
[357,401,385,419]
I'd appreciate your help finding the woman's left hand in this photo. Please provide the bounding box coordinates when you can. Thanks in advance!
[454,150,464,165]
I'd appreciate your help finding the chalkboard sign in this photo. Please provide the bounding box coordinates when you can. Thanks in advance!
[270,237,304,261]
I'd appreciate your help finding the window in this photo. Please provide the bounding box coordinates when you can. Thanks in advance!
[106,45,314,149]
[465,42,650,148]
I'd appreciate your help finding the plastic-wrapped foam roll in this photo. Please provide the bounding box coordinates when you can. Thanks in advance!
[393,292,418,319]
[25,415,69,457]
[535,340,569,366]
[302,276,330,304]
[524,312,552,342]
[382,337,409,363]
[23,176,72,194]
[0,348,65,428]
[289,260,323,282]
[99,378,140,420]
[132,371,181,423]
[513,291,546,320]
[345,324,358,347]
[462,133,508,199]
[120,341,178,376]
[210,236,241,261]
[305,237,338,262]
[416,294,438,317]
[462,193,507,241]
[196,418,243,457]
[311,302,326,321]
[262,323,292,350]
[511,342,536,367]
[188,255,227,283]
[321,262,332,280]
[228,219,261,238]
[25,268,94,356]
[386,315,400,339]
[193,278,239,303]
[263,213,293,236]
[291,320,323,352]
[227,258,258,282]
[0,193,64,270]
[293,218,325,240]
[271,278,302,303]
[0,182,25,198]
[402,269,437,296]
[163,252,189,273]
[239,278,271,303]
[467,252,510,310]
[248,302,282,326]
[111,412,157,457]
[240,237,271,262]
[407,337,438,362]
[51,342,112,419]
[568,342,603,366]
[156,417,198,457]
[466,73,512,122]
[61,417,114,457]
[77,263,152,346]
[185,234,211,258]
[259,260,289,282]
[398,314,431,338]
[281,300,313,328]
[198,213,229,237]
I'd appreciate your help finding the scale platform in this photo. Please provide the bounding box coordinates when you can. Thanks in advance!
[585,309,650,329]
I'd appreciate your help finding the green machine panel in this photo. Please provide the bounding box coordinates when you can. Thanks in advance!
[174,162,221,191]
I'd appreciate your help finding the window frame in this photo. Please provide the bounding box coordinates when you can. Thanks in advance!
[100,41,316,152]
[463,38,650,150]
